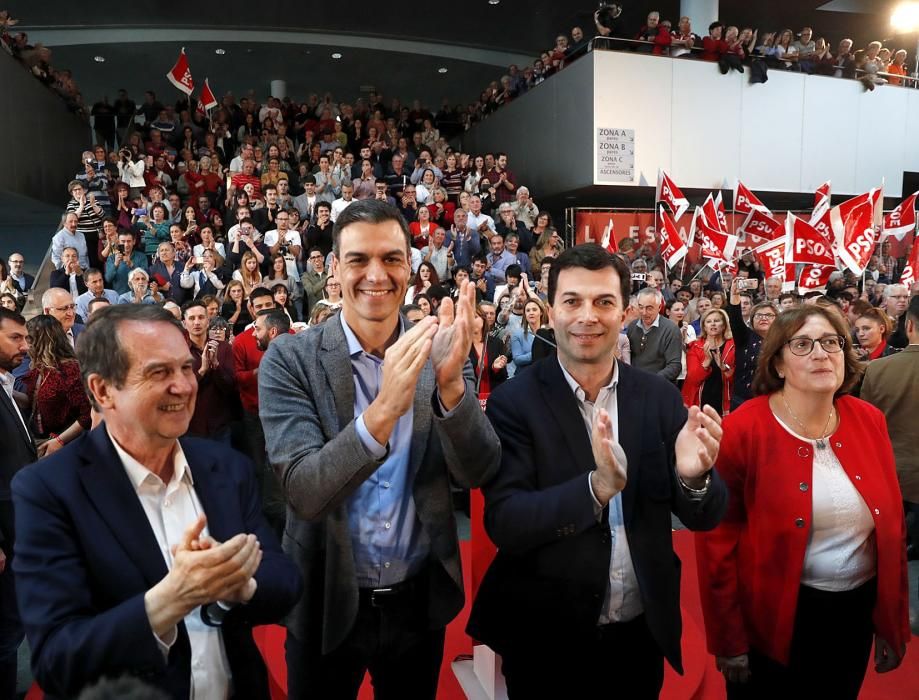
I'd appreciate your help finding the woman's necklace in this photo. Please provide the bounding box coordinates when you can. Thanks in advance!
[781,391,834,450]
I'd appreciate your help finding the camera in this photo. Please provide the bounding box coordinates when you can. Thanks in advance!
[278,244,289,256]
[116,244,125,255]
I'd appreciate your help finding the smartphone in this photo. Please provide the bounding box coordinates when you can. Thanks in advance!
[631,273,647,282]
[134,207,147,217]
[738,278,758,291]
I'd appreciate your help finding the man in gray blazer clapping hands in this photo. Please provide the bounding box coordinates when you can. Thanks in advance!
[258,199,501,699]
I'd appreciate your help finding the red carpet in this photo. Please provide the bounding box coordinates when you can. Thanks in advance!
[26,530,919,699]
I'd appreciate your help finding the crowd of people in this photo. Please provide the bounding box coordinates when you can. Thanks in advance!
[0,11,918,700]
[0,10,84,113]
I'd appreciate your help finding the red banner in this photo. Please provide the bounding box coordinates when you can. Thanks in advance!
[883,192,918,241]
[734,180,770,215]
[899,241,919,289]
[798,264,835,294]
[738,209,782,241]
[814,180,831,210]
[785,213,836,266]
[657,170,689,220]
[199,77,218,111]
[695,211,738,262]
[166,47,195,96]
[658,206,687,269]
[835,200,877,275]
[754,237,786,280]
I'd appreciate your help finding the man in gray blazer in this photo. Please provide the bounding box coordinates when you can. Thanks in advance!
[258,199,501,699]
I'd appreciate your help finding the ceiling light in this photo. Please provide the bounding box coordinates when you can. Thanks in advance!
[215,48,226,55]
[331,52,342,59]
[93,55,105,63]
[488,0,500,4]
[438,67,448,74]
[891,2,919,29]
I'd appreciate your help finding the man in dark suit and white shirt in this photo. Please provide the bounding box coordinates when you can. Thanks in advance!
[468,245,727,698]
[11,305,301,698]
[0,308,33,700]
[258,200,501,698]
[6,254,33,295]
[49,246,88,298]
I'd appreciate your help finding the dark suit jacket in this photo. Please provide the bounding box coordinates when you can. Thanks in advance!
[0,381,36,548]
[49,268,88,296]
[11,426,302,699]
[13,274,35,294]
[467,358,727,672]
[258,315,501,655]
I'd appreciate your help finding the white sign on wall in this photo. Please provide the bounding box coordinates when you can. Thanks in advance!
[596,128,635,183]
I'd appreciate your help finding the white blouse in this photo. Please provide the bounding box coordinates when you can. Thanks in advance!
[774,414,877,592]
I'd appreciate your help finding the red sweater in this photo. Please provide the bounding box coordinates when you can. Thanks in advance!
[233,328,264,414]
[695,395,909,664]
[681,338,735,416]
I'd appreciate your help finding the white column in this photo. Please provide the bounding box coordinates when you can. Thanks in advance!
[269,80,287,99]
[680,0,719,29]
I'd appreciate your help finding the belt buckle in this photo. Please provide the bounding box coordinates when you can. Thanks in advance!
[370,587,393,608]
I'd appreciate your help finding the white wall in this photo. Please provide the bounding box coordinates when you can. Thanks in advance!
[592,50,919,196]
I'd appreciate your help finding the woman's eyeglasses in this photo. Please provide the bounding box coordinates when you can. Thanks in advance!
[785,335,845,356]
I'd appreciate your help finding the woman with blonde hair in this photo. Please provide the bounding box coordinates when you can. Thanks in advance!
[220,280,252,335]
[682,308,735,416]
[510,297,549,372]
[529,227,564,270]
[233,250,263,297]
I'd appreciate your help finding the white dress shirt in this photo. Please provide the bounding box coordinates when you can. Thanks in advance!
[558,360,644,624]
[110,436,231,700]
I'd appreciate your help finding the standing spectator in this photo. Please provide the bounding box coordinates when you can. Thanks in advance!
[6,254,33,296]
[351,159,376,200]
[447,208,480,270]
[853,307,898,361]
[301,248,329,318]
[231,287,278,520]
[182,300,236,444]
[510,187,539,230]
[470,304,508,400]
[51,213,89,271]
[627,287,682,382]
[485,152,517,205]
[882,284,910,348]
[181,249,226,299]
[483,233,516,299]
[140,203,171,262]
[774,29,799,70]
[702,22,728,62]
[887,49,909,85]
[420,227,453,281]
[682,309,736,416]
[148,242,185,305]
[696,306,908,699]
[634,11,672,55]
[65,181,105,268]
[0,306,32,700]
[671,16,701,57]
[791,27,817,73]
[331,183,355,222]
[509,297,548,372]
[666,298,696,383]
[104,231,147,296]
[39,289,84,351]
[727,280,777,410]
[861,296,919,560]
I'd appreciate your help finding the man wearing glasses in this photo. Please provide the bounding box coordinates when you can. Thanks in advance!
[883,284,911,349]
[12,289,85,385]
[301,248,329,318]
[6,255,32,295]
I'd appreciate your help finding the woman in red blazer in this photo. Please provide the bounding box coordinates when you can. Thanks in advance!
[682,308,735,416]
[696,306,909,699]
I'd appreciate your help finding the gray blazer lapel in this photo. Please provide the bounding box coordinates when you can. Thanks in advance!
[319,316,356,432]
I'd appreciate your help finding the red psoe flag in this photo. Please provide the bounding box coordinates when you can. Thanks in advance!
[658,206,687,269]
[199,78,218,112]
[883,192,918,241]
[835,200,877,275]
[829,188,882,252]
[166,47,195,96]
[898,240,919,289]
[715,191,728,233]
[656,170,689,220]
[809,203,833,244]
[694,208,738,262]
[599,217,618,254]
[813,180,831,211]
[785,212,836,266]
[797,264,835,294]
[734,180,770,215]
[753,237,787,281]
[739,209,782,241]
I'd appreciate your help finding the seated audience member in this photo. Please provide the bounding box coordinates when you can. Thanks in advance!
[21,314,92,457]
[696,306,908,699]
[76,267,118,320]
[6,253,34,295]
[220,280,253,336]
[181,249,226,299]
[51,246,88,298]
[682,308,735,416]
[117,268,156,305]
[148,242,185,305]
[470,304,508,399]
[11,304,301,698]
[0,293,18,311]
[87,297,112,318]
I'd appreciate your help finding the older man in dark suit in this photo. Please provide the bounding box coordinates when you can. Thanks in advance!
[468,245,727,698]
[862,294,919,559]
[258,200,501,699]
[12,305,301,699]
[0,308,34,700]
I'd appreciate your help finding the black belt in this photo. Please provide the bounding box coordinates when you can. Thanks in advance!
[359,570,427,608]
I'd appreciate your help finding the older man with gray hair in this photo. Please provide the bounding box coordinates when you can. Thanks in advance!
[511,186,539,229]
[626,286,682,381]
[117,268,155,305]
[884,283,911,348]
